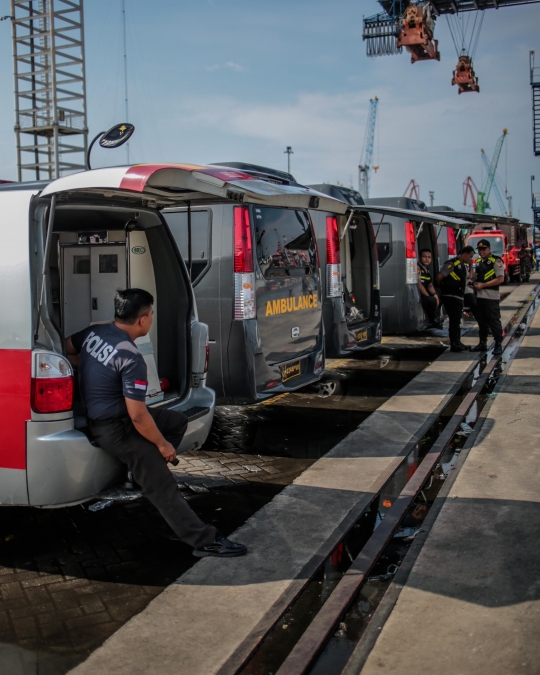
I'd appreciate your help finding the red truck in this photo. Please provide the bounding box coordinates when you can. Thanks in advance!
[467,221,527,282]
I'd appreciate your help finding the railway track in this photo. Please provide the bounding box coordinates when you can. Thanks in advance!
[236,284,540,675]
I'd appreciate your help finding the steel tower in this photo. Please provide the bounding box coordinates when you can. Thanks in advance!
[531,51,540,157]
[11,0,88,181]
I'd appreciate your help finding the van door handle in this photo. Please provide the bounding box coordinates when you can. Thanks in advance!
[92,298,98,310]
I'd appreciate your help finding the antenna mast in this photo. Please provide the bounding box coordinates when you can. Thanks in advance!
[122,0,129,163]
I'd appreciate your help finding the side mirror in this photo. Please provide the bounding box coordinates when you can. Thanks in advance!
[86,123,135,170]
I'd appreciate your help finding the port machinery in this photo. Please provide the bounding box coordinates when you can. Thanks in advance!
[363,0,540,93]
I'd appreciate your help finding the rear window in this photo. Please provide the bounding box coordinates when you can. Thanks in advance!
[254,207,316,278]
[164,209,211,283]
[375,222,392,265]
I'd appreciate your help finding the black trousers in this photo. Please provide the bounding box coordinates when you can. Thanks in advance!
[89,408,216,549]
[463,291,481,323]
[476,297,503,344]
[441,295,463,346]
[420,295,438,325]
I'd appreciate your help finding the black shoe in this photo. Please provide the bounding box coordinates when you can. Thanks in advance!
[193,532,247,558]
[470,343,488,352]
[450,343,469,352]
[493,342,503,356]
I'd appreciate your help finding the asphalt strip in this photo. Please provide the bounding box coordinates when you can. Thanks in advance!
[67,281,537,675]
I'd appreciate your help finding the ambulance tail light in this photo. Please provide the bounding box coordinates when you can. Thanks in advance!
[447,228,457,256]
[233,206,255,320]
[31,352,74,414]
[204,344,209,373]
[326,216,341,298]
[405,221,417,285]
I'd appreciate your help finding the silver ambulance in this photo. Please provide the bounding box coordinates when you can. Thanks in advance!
[0,163,342,507]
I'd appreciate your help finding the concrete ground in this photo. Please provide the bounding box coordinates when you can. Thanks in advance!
[354,283,540,675]
[65,283,537,675]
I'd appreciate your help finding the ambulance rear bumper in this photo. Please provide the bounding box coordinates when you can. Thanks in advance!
[25,383,216,507]
[26,419,124,507]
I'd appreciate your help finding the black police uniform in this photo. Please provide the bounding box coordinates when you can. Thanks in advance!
[418,262,439,326]
[71,323,216,549]
[439,257,468,348]
[475,255,503,345]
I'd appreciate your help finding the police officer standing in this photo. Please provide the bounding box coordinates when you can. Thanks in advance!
[518,243,533,282]
[436,246,476,352]
[66,288,247,558]
[417,248,442,328]
[470,239,505,356]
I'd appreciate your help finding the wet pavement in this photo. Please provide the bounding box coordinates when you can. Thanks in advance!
[0,346,442,675]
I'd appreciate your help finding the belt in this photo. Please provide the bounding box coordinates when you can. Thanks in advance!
[88,416,129,427]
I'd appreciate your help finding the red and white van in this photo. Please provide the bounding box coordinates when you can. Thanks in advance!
[0,163,342,507]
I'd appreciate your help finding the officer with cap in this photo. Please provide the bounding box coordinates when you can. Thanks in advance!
[66,288,247,559]
[470,239,505,355]
[436,246,476,352]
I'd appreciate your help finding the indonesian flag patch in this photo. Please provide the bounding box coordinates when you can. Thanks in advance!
[134,380,148,391]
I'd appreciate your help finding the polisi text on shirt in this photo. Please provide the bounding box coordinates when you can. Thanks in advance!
[81,331,118,366]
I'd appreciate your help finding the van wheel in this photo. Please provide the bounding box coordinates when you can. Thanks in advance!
[316,381,339,398]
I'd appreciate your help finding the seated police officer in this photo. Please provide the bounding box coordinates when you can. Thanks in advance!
[417,248,442,329]
[66,288,246,559]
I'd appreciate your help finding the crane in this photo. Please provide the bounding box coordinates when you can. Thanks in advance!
[463,129,508,214]
[363,1,540,92]
[403,179,420,200]
[358,97,379,200]
[480,149,511,216]
[477,129,507,213]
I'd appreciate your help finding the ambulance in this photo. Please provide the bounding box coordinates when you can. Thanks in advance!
[162,164,348,404]
[0,164,343,506]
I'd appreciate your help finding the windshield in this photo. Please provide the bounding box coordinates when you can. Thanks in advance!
[254,207,316,278]
[470,235,505,256]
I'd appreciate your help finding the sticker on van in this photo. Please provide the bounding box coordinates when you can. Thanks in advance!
[131,246,146,254]
[265,294,318,316]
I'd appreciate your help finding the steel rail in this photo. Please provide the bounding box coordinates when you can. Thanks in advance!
[274,286,540,675]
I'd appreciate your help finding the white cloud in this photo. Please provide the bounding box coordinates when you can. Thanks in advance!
[205,61,247,72]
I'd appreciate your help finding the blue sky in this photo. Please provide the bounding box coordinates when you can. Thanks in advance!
[0,0,539,219]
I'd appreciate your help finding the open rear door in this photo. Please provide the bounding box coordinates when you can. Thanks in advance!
[40,164,348,214]
[344,205,471,232]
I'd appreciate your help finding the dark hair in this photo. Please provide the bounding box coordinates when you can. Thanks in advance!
[459,245,475,255]
[114,288,154,324]
[419,248,432,256]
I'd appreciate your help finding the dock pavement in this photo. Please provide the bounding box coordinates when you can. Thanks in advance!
[347,282,540,675]
[67,280,538,675]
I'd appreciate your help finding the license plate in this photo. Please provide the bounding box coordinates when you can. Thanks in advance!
[356,329,368,343]
[280,360,301,382]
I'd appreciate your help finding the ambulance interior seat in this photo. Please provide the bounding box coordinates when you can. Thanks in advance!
[46,204,192,430]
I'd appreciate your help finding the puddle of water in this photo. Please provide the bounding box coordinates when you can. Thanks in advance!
[208,348,444,461]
